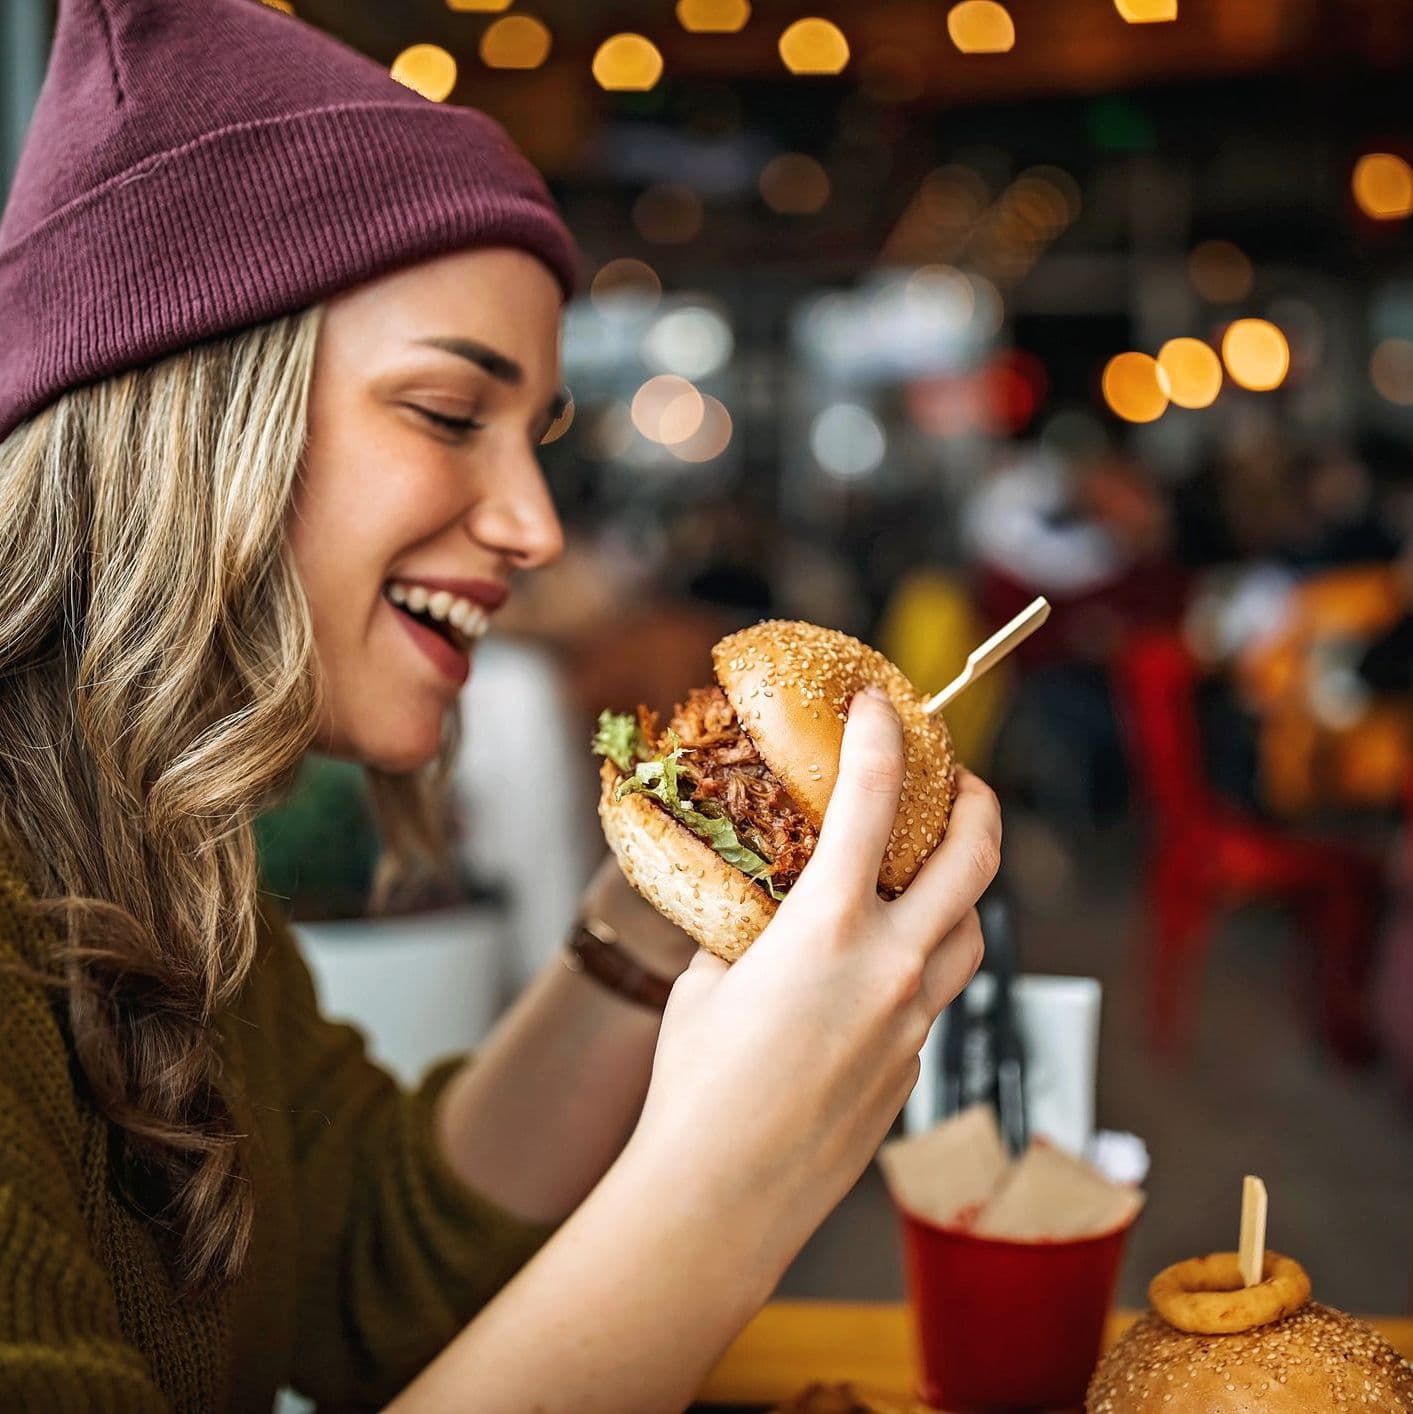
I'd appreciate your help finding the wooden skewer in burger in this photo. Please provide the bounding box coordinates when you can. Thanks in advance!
[1088,1175,1413,1412]
[592,599,1049,962]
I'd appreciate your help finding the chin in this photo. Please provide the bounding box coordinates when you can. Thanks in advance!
[328,714,445,775]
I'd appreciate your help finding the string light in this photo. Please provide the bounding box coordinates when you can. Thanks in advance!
[480,16,552,69]
[1114,0,1177,20]
[677,0,751,33]
[947,2,1016,54]
[1370,338,1413,405]
[632,376,704,445]
[592,34,664,91]
[668,396,733,463]
[390,45,458,102]
[1102,352,1170,423]
[590,258,662,311]
[759,154,831,214]
[1221,319,1289,391]
[779,19,850,75]
[1352,153,1413,221]
[1188,239,1253,303]
[1157,338,1222,409]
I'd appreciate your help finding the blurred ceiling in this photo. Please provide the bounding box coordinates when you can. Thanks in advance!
[299,0,1413,108]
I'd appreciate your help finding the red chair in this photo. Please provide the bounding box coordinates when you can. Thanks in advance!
[1113,629,1383,1062]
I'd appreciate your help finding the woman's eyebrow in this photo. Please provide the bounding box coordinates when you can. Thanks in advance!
[413,335,523,386]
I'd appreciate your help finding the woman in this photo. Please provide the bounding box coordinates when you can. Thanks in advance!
[0,1,1000,1410]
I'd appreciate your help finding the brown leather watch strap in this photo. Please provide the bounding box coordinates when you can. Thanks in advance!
[562,915,675,1011]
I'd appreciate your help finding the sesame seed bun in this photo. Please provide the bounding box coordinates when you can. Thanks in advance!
[712,621,956,897]
[597,759,777,963]
[1088,1273,1413,1413]
[597,621,957,962]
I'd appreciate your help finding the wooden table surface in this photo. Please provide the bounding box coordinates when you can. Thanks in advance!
[697,1301,1413,1407]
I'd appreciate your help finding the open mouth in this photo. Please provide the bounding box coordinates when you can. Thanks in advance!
[384,582,488,654]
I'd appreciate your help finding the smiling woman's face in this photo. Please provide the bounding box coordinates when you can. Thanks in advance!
[289,245,567,773]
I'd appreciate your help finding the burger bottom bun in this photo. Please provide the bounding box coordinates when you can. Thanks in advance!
[597,761,780,963]
[1087,1302,1413,1413]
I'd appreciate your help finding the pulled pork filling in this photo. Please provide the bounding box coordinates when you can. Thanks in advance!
[654,686,819,893]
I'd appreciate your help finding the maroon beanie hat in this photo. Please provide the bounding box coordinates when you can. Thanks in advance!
[0,0,581,442]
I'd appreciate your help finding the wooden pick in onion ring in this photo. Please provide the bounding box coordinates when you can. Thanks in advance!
[1148,1251,1312,1335]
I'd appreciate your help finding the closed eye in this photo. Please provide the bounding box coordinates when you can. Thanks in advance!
[412,406,486,436]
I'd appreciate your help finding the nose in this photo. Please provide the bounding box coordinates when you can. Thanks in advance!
[465,445,565,571]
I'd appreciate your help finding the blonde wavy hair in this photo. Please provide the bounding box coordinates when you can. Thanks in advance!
[0,304,464,1294]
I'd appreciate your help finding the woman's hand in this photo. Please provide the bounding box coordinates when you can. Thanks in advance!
[578,852,701,980]
[626,686,1000,1272]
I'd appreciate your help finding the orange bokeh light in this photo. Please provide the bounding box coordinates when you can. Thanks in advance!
[1221,319,1290,392]
[947,2,1016,54]
[1102,352,1170,423]
[1156,338,1222,409]
[592,34,664,91]
[779,18,850,74]
[1352,153,1413,221]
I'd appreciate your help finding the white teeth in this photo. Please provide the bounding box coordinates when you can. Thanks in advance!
[385,580,492,645]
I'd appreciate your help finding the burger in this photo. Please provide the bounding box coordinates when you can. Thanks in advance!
[592,620,957,962]
[1087,1250,1413,1412]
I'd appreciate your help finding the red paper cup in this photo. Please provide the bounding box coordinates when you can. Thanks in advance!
[894,1199,1139,1411]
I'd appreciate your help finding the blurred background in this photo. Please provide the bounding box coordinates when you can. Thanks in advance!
[5,0,1411,1316]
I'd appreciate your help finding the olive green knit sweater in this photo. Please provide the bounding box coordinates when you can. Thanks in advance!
[0,838,558,1412]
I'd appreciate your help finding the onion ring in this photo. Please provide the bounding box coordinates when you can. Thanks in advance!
[1148,1250,1312,1334]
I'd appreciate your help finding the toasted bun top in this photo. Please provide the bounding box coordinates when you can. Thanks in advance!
[1087,1303,1413,1413]
[712,620,956,895]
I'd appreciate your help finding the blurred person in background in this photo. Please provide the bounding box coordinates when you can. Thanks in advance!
[959,442,1181,895]
[0,3,1001,1412]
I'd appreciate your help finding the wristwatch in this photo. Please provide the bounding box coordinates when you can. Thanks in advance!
[562,914,675,1011]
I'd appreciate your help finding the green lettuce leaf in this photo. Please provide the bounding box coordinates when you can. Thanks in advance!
[614,730,786,900]
[591,710,647,775]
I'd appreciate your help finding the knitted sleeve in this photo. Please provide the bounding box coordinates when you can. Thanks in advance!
[254,898,560,1411]
[0,949,169,1411]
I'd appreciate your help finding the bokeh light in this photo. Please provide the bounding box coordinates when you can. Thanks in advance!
[947,2,1016,55]
[632,185,704,244]
[779,19,850,75]
[1114,0,1177,21]
[1188,240,1254,303]
[1370,338,1413,405]
[903,265,976,332]
[759,154,832,214]
[593,34,664,91]
[632,376,704,445]
[812,403,886,478]
[1221,319,1290,391]
[1102,352,1170,423]
[642,306,734,379]
[390,45,458,102]
[668,396,734,463]
[260,0,294,13]
[540,398,575,445]
[677,0,751,33]
[1157,338,1223,409]
[1352,153,1413,221]
[446,0,512,10]
[590,258,662,312]
[480,16,552,69]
